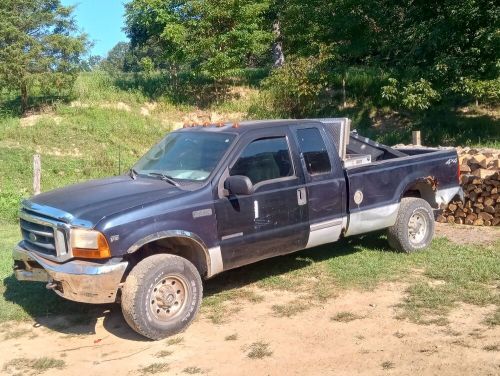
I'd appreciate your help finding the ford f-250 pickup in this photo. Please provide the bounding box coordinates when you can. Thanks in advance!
[13,118,462,339]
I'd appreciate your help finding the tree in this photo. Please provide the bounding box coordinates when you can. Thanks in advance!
[101,42,133,72]
[0,0,88,113]
[125,0,273,79]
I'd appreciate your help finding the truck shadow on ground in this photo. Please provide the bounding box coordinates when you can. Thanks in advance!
[3,232,389,341]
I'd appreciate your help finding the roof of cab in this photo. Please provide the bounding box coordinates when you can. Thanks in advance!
[176,119,320,134]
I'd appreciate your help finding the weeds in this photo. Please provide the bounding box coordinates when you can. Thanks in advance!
[166,336,184,346]
[331,312,363,323]
[139,362,170,374]
[225,333,238,341]
[246,341,273,359]
[3,357,65,374]
[183,366,203,374]
[271,298,310,318]
[155,350,173,358]
[381,361,395,370]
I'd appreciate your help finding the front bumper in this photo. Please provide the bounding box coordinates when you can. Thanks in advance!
[13,244,128,304]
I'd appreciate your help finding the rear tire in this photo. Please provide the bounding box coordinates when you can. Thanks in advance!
[387,198,434,253]
[121,254,202,340]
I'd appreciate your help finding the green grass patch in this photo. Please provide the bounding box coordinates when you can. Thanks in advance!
[3,357,65,374]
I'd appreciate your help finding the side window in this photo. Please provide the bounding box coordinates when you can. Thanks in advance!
[230,137,293,185]
[296,128,331,175]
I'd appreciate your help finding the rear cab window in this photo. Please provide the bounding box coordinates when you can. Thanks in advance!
[296,128,331,175]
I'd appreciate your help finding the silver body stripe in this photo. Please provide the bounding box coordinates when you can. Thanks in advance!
[435,186,463,206]
[306,217,345,249]
[221,232,243,241]
[345,203,400,237]
[207,246,223,277]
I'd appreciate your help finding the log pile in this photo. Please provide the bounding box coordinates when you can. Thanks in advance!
[437,148,500,226]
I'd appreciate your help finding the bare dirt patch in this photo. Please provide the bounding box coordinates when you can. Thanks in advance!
[0,283,498,376]
[435,222,500,246]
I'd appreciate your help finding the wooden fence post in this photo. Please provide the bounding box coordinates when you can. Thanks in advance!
[33,154,41,195]
[412,131,422,146]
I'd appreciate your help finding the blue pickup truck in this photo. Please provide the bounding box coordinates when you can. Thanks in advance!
[13,118,462,339]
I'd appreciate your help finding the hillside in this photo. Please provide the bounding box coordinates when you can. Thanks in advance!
[0,71,499,223]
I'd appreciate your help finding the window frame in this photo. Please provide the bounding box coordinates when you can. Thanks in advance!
[295,127,332,176]
[228,134,297,191]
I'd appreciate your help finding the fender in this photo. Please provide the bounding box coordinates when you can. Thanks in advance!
[126,230,223,278]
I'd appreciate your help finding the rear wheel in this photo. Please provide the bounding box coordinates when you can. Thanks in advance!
[387,198,435,253]
[121,254,202,340]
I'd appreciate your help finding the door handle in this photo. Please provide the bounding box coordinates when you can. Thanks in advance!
[297,188,307,206]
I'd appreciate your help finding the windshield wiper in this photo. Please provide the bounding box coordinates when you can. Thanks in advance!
[147,172,180,187]
[129,168,138,180]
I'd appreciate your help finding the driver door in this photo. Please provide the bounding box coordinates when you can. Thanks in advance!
[214,128,309,270]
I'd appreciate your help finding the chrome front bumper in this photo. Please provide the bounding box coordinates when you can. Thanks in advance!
[13,244,128,304]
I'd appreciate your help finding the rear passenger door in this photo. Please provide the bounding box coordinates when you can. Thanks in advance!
[292,125,347,248]
[215,128,309,270]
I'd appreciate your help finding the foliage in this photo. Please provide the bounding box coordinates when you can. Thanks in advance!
[124,0,273,80]
[101,42,134,73]
[0,0,88,113]
[382,78,441,111]
[453,78,500,105]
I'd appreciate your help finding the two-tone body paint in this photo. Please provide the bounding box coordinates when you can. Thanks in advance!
[20,119,461,284]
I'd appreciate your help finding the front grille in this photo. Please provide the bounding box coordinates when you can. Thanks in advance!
[20,218,57,256]
[19,211,69,259]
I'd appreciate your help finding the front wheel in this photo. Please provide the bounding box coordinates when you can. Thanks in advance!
[387,197,435,253]
[121,254,203,340]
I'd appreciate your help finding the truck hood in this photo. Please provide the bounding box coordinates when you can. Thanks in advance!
[27,176,186,227]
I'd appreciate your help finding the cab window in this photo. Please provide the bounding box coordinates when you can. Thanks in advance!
[230,137,293,185]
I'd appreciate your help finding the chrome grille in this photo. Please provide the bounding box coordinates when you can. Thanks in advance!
[19,210,70,260]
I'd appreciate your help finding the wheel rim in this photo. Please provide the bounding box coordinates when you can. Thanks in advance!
[408,209,428,245]
[149,275,188,321]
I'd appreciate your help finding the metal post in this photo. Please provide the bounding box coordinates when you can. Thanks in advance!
[33,154,41,195]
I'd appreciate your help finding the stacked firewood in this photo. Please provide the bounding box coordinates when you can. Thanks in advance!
[437,148,500,226]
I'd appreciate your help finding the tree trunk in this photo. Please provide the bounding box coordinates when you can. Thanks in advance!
[20,83,28,114]
[272,19,285,68]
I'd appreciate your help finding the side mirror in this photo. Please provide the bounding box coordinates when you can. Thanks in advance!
[224,175,254,196]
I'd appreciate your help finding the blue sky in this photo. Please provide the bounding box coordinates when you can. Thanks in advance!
[62,0,129,57]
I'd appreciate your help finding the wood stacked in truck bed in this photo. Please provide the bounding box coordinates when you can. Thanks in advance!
[437,148,500,226]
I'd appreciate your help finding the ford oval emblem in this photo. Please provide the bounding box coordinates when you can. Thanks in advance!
[29,232,38,242]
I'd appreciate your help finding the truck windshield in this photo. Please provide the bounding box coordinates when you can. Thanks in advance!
[134,132,236,181]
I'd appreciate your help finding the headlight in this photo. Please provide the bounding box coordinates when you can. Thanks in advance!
[71,229,111,259]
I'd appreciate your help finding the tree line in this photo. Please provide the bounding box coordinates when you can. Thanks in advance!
[1,0,498,115]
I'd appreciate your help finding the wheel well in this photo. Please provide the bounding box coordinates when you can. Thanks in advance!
[402,180,438,208]
[124,237,208,277]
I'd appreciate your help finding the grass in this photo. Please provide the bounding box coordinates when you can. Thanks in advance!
[331,311,364,323]
[139,362,170,375]
[1,219,499,328]
[482,344,499,352]
[183,366,203,374]
[381,361,395,370]
[0,71,498,327]
[271,298,310,317]
[166,336,184,346]
[246,341,273,359]
[225,333,238,341]
[155,350,173,358]
[3,357,65,374]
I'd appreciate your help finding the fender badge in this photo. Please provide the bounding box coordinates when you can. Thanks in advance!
[192,208,213,218]
[353,190,364,205]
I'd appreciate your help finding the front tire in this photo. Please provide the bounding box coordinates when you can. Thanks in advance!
[387,197,435,253]
[121,254,203,340]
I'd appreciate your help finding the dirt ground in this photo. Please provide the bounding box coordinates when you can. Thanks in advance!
[435,222,500,246]
[1,223,499,375]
